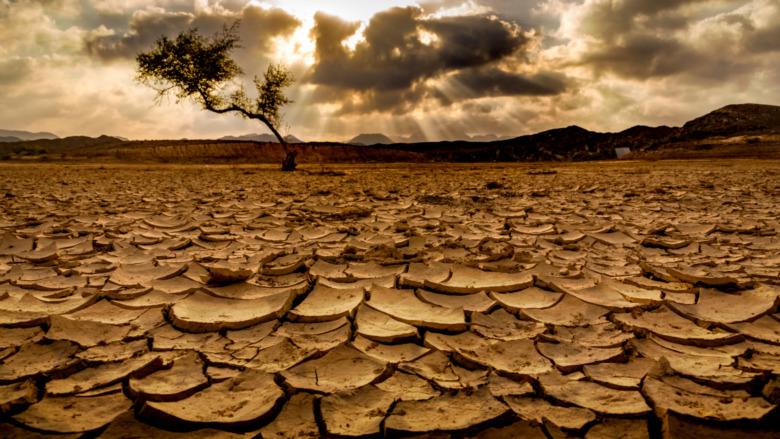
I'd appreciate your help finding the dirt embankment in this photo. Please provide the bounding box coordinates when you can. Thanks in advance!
[113,141,426,163]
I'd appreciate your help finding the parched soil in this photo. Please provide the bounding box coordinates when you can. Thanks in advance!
[0,160,779,437]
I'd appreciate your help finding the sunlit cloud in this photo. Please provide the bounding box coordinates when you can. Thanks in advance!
[422,0,492,19]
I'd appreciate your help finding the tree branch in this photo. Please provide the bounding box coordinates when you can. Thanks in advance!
[198,89,289,151]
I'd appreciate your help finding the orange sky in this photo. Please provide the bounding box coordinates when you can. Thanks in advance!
[0,0,778,142]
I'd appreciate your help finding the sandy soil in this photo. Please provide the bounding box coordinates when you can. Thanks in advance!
[0,160,779,437]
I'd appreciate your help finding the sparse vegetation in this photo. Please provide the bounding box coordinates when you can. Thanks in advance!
[11,144,46,156]
[136,22,298,171]
[0,144,47,159]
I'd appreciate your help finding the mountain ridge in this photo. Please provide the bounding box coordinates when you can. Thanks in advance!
[219,133,304,143]
[2,103,778,162]
[382,103,779,161]
[682,103,780,137]
[348,133,395,145]
[0,129,59,141]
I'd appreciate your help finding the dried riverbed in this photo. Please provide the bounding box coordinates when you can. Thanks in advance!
[0,160,779,437]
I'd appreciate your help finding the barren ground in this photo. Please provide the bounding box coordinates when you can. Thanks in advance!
[0,160,779,438]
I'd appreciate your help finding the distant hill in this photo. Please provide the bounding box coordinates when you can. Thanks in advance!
[220,133,274,142]
[400,131,428,143]
[220,133,304,143]
[0,136,22,142]
[2,103,777,162]
[0,129,59,141]
[0,135,126,158]
[681,103,780,137]
[397,132,510,143]
[348,133,395,145]
[469,134,511,142]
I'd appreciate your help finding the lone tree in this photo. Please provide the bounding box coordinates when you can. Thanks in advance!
[136,22,298,170]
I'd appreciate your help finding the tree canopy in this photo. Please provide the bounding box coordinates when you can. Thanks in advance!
[136,22,298,170]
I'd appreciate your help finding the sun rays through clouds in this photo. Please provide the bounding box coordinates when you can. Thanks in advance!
[0,0,777,141]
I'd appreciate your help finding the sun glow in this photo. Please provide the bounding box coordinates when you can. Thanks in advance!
[269,15,317,66]
[265,0,421,22]
[254,0,424,67]
[417,28,439,46]
[342,23,367,51]
[422,0,492,19]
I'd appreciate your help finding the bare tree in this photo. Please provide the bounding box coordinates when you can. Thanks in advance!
[136,22,298,170]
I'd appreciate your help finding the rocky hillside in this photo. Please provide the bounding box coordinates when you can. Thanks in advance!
[386,103,779,161]
[681,103,780,137]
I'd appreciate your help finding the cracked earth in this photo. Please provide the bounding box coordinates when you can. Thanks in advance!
[0,161,779,438]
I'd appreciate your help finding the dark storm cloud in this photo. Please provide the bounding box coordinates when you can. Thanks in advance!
[306,7,530,92]
[305,6,565,115]
[421,15,526,69]
[450,68,567,96]
[83,6,301,62]
[579,0,708,40]
[745,23,780,52]
[581,34,757,81]
[314,80,437,116]
[581,35,693,79]
[741,8,780,54]
[308,12,362,60]
[234,6,302,55]
[84,10,192,61]
[572,0,770,82]
[333,89,415,116]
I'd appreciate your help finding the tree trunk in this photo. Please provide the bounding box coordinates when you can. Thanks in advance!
[281,149,298,171]
[199,98,298,171]
[266,122,296,172]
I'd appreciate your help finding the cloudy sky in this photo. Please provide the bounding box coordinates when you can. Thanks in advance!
[1,0,778,142]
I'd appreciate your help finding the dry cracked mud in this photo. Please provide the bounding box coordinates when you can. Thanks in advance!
[0,160,779,438]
